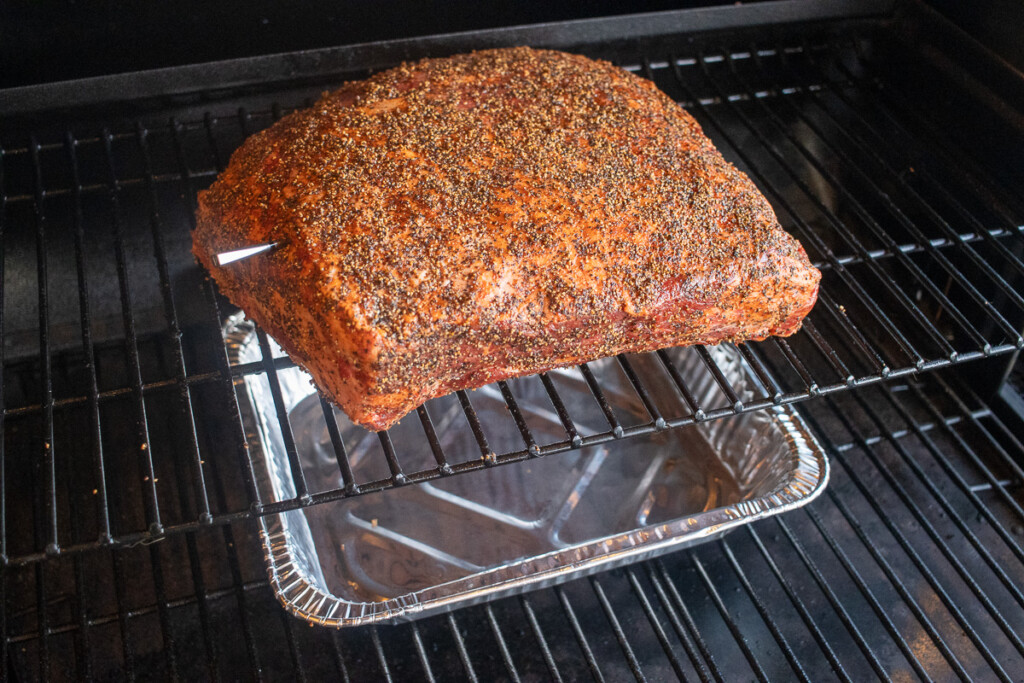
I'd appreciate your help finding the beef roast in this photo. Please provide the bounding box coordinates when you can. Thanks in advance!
[193,47,821,431]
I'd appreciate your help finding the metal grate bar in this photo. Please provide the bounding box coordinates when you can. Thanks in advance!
[485,604,522,683]
[743,525,854,683]
[70,555,93,679]
[65,132,113,544]
[280,606,308,683]
[690,554,769,682]
[415,404,455,474]
[203,283,264,511]
[0,143,6,567]
[615,354,666,429]
[735,343,783,402]
[329,630,353,683]
[642,564,717,683]
[719,539,812,682]
[1,357,302,419]
[59,359,87,675]
[194,115,267,513]
[695,345,746,409]
[148,543,181,680]
[184,533,220,680]
[202,113,225,170]
[408,622,436,683]
[456,390,494,462]
[590,576,646,682]
[0,574,6,680]
[0,170,223,204]
[625,568,690,681]
[144,276,222,682]
[771,337,819,396]
[33,564,49,680]
[496,381,539,455]
[655,349,707,420]
[228,554,265,681]
[519,595,564,683]
[815,290,890,376]
[539,372,583,447]
[578,362,625,436]
[321,398,360,493]
[111,550,138,681]
[377,431,408,485]
[255,327,310,501]
[29,138,60,558]
[446,613,479,683]
[369,625,395,682]
[236,107,255,138]
[101,129,164,537]
[653,559,726,682]
[799,318,854,385]
[556,586,605,682]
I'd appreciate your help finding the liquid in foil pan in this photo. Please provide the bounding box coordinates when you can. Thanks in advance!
[225,313,828,627]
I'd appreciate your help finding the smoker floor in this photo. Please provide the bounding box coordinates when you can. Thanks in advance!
[5,367,1024,682]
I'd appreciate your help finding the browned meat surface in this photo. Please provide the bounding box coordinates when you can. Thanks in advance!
[193,47,820,431]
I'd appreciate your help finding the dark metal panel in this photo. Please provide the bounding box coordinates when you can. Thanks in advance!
[0,0,896,117]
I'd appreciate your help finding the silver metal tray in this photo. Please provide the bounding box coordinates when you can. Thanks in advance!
[225,313,828,627]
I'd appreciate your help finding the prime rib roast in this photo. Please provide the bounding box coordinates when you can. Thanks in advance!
[193,47,821,431]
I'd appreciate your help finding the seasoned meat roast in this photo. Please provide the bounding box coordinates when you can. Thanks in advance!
[193,47,821,431]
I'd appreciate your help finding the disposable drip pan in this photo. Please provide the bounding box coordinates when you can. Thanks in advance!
[226,314,828,627]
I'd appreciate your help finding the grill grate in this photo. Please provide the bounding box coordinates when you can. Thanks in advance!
[1,27,1022,567]
[4,371,1023,680]
[2,3,1024,680]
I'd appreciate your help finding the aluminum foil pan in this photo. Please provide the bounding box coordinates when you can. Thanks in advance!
[225,313,828,627]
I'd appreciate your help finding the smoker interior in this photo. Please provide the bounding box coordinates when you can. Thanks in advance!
[3,1,1024,680]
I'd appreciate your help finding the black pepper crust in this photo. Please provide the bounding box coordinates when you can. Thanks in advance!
[193,47,820,431]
